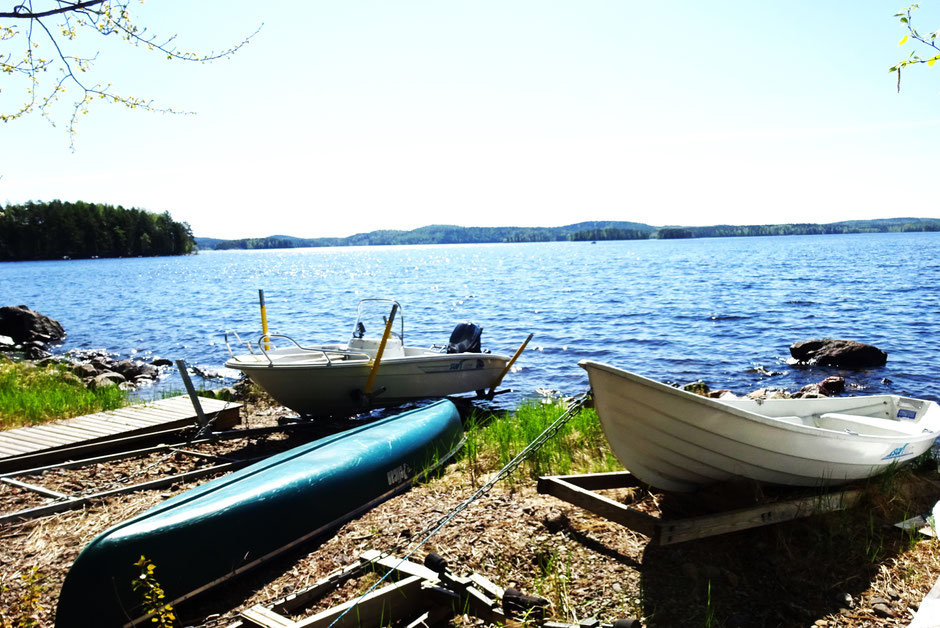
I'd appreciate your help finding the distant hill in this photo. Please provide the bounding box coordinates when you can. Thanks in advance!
[196,218,940,250]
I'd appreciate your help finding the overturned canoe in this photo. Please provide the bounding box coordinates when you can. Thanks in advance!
[55,400,464,627]
[581,360,940,492]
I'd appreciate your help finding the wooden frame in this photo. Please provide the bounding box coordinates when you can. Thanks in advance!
[537,471,863,545]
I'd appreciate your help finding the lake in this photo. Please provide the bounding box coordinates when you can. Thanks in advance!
[2,231,938,410]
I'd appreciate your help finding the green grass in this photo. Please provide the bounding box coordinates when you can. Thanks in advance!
[0,357,128,428]
[459,399,621,484]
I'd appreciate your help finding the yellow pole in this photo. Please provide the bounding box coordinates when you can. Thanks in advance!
[259,289,270,351]
[363,303,399,397]
[486,333,533,399]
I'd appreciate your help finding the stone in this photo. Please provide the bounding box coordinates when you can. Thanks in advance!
[24,346,51,360]
[872,603,894,618]
[74,363,99,379]
[789,338,887,368]
[0,334,15,350]
[819,376,846,395]
[92,371,125,388]
[151,357,173,367]
[0,305,65,345]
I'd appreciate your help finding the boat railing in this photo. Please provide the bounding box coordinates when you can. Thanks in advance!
[256,334,371,367]
[224,330,256,360]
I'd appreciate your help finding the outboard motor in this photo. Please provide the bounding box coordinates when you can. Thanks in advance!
[446,322,482,354]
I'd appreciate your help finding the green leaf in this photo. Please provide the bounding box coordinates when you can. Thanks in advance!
[899,35,909,45]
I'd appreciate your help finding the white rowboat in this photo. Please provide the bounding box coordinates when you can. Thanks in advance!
[225,300,513,416]
[580,360,940,492]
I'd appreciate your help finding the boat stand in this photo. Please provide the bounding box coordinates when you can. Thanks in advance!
[231,549,638,628]
[536,471,863,546]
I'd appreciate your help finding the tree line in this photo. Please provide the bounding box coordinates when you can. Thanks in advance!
[0,201,195,261]
[203,217,940,250]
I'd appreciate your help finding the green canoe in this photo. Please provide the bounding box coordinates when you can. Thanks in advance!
[55,399,464,627]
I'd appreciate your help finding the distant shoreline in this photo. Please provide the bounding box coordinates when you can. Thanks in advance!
[196,217,940,251]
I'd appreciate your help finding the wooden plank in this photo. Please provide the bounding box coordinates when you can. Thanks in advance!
[0,443,32,456]
[362,549,442,583]
[240,606,297,628]
[537,476,659,537]
[15,423,112,442]
[0,429,73,448]
[268,560,369,617]
[657,488,864,545]
[554,470,646,492]
[41,418,119,436]
[0,438,39,454]
[293,576,427,628]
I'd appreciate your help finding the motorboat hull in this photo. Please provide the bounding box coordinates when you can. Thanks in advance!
[226,352,510,416]
[580,360,940,493]
[55,400,464,627]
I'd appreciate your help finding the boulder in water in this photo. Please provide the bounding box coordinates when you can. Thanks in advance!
[789,338,887,368]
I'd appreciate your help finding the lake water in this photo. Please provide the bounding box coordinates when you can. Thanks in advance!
[2,232,938,410]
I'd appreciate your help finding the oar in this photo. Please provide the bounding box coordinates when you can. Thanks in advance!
[362,303,399,399]
[486,333,533,400]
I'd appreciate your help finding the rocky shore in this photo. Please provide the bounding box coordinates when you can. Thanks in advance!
[0,304,178,391]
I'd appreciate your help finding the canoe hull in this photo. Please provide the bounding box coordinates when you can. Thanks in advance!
[227,353,509,416]
[581,360,940,492]
[55,400,464,627]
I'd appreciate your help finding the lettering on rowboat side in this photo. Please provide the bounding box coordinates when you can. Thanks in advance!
[387,463,412,486]
[882,443,913,461]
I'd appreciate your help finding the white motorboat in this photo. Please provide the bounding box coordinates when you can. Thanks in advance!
[225,299,518,416]
[580,360,940,492]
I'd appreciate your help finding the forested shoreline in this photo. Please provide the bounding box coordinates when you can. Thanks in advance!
[0,201,195,261]
[202,217,940,250]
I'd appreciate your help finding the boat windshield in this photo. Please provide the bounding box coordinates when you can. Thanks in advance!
[352,299,404,344]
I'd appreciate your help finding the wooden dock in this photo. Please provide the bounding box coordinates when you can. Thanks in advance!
[0,395,241,471]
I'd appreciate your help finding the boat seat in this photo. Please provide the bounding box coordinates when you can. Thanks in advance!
[817,412,926,436]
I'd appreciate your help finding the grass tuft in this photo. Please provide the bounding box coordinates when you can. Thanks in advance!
[0,356,128,429]
[458,400,620,485]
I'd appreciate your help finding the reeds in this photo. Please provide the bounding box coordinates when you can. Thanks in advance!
[0,357,127,428]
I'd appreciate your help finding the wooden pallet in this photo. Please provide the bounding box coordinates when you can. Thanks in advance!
[0,395,240,470]
[537,471,863,545]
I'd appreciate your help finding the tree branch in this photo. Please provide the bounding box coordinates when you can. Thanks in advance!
[0,1,109,19]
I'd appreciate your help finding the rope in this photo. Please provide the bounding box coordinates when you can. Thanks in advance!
[324,391,590,628]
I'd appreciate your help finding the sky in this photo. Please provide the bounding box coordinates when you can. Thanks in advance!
[2,0,940,239]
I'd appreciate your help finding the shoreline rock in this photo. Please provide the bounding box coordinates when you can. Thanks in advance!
[789,338,887,368]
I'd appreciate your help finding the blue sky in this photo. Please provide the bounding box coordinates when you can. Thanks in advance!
[2,1,939,238]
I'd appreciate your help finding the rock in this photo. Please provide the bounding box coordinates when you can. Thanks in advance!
[0,334,14,351]
[872,602,894,618]
[24,345,51,360]
[91,371,125,388]
[707,389,733,398]
[819,376,845,395]
[0,305,65,345]
[789,338,887,368]
[74,363,99,379]
[747,388,791,400]
[683,381,709,396]
[543,510,569,533]
[151,357,173,367]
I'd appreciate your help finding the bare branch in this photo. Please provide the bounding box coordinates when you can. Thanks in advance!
[0,1,108,19]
